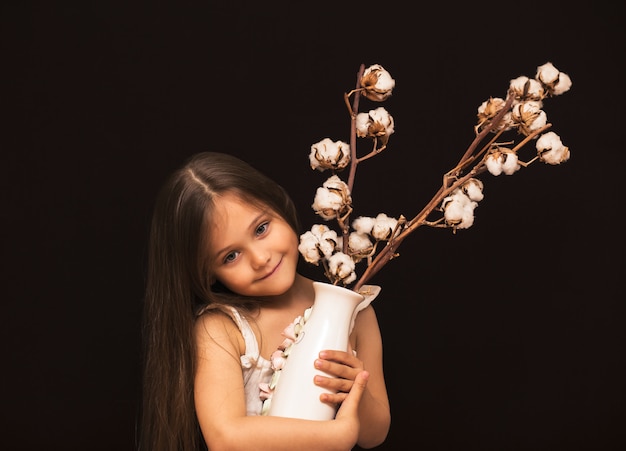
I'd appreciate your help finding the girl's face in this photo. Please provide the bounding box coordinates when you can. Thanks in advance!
[207,193,299,298]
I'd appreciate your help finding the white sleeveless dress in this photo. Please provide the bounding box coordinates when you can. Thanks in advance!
[225,306,274,416]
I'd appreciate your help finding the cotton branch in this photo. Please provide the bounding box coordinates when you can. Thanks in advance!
[353,97,556,291]
[301,62,572,290]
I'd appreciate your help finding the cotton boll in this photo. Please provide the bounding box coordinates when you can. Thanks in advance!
[529,110,547,132]
[311,187,343,220]
[536,62,560,84]
[552,72,572,95]
[356,107,395,147]
[510,76,545,101]
[457,201,478,229]
[476,97,515,132]
[541,145,570,165]
[443,201,464,225]
[311,175,352,220]
[536,131,562,151]
[372,213,399,240]
[352,216,376,234]
[536,131,570,164]
[512,101,546,136]
[360,64,396,102]
[477,97,506,119]
[356,113,370,138]
[348,232,373,263]
[462,178,484,201]
[318,233,339,258]
[442,193,468,225]
[501,152,521,175]
[310,224,331,238]
[309,138,351,171]
[369,107,395,136]
[486,153,504,176]
[328,252,356,284]
[536,62,573,96]
[298,231,322,264]
[348,232,373,253]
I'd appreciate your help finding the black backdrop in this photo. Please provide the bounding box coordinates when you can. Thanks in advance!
[4,2,625,450]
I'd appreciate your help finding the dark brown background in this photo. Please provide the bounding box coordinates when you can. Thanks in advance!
[4,2,625,450]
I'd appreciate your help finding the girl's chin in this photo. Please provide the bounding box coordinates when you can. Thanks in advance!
[259,272,297,296]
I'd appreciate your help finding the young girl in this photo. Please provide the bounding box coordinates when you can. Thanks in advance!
[139,151,390,451]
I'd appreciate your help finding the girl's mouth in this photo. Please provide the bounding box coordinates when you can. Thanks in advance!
[259,258,282,281]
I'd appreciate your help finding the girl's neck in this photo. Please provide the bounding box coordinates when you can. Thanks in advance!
[253,274,316,358]
[259,274,315,310]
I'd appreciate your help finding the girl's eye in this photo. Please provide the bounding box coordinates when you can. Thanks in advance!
[223,251,239,264]
[255,221,269,236]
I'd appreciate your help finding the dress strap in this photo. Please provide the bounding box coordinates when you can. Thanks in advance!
[224,306,260,366]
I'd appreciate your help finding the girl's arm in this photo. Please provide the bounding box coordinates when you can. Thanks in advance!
[352,305,391,447]
[194,312,368,451]
[315,305,391,448]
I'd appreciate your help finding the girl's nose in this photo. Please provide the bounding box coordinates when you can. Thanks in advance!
[250,247,271,269]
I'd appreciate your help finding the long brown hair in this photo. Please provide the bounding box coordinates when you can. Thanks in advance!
[138,152,299,451]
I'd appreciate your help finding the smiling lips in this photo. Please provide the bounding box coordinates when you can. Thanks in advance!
[258,258,282,281]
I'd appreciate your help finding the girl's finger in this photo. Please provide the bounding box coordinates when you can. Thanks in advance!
[336,370,369,418]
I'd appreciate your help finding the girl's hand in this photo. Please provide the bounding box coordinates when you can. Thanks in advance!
[314,348,364,405]
[333,370,369,435]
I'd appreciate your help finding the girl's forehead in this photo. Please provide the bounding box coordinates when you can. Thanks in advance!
[213,192,265,216]
[208,194,273,235]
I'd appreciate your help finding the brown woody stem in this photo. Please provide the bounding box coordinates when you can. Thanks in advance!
[352,91,529,291]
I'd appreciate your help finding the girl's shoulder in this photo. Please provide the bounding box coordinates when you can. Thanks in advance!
[352,304,380,337]
[194,306,246,354]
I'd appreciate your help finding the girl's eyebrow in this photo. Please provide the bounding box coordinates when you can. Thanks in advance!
[212,211,267,259]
